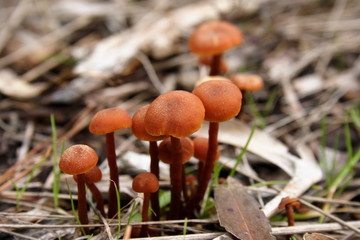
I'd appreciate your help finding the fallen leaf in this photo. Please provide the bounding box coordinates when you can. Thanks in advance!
[214,185,275,240]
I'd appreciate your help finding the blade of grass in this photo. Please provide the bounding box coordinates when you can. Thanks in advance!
[183,217,188,239]
[246,92,266,128]
[51,114,61,209]
[228,124,256,177]
[114,181,121,239]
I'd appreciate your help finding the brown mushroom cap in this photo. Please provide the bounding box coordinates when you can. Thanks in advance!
[89,107,132,135]
[132,105,167,141]
[278,196,301,210]
[145,91,205,138]
[193,137,220,162]
[192,79,242,122]
[59,144,98,175]
[158,137,194,164]
[73,165,102,184]
[132,172,159,193]
[230,73,264,91]
[188,20,242,56]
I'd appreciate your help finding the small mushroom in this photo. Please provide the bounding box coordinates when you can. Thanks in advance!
[132,172,160,237]
[278,196,301,227]
[230,73,264,92]
[188,20,242,76]
[144,90,205,219]
[193,137,220,181]
[59,144,98,234]
[89,107,132,218]
[132,104,167,220]
[187,79,242,217]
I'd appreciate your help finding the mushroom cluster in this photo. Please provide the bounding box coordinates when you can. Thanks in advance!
[58,19,262,236]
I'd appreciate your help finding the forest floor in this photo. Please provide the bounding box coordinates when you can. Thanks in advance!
[0,0,359,239]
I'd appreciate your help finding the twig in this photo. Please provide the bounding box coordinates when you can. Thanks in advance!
[88,199,114,240]
[0,228,38,240]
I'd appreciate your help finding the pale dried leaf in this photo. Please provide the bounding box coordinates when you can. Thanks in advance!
[0,69,48,99]
[214,185,275,240]
[195,120,323,217]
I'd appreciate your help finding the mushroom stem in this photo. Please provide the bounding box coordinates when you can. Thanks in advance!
[87,183,105,217]
[197,161,204,182]
[140,192,151,237]
[186,122,219,217]
[209,54,222,76]
[286,204,295,226]
[169,136,183,219]
[106,132,119,218]
[149,141,160,221]
[76,174,90,234]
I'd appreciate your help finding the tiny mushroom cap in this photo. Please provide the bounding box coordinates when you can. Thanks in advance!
[145,90,205,138]
[278,196,301,210]
[89,107,132,135]
[193,137,220,162]
[230,73,264,91]
[73,165,102,184]
[158,137,194,164]
[132,172,159,193]
[192,79,242,122]
[188,20,242,56]
[59,144,98,175]
[132,104,167,141]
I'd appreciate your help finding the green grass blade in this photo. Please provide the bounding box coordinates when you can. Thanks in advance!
[228,124,256,177]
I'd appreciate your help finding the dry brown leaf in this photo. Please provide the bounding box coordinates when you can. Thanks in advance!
[214,185,275,240]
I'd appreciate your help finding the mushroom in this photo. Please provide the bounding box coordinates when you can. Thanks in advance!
[144,90,205,219]
[73,165,105,217]
[132,104,167,220]
[198,55,228,74]
[132,172,159,237]
[158,137,194,203]
[59,144,98,234]
[193,137,220,182]
[89,107,132,218]
[278,197,301,227]
[188,20,242,76]
[230,73,264,92]
[187,79,242,216]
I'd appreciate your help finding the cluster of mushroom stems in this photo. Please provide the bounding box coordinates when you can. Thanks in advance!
[58,20,264,236]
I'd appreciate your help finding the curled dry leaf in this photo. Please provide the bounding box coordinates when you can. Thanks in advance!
[214,185,275,240]
[195,120,323,217]
[0,69,48,100]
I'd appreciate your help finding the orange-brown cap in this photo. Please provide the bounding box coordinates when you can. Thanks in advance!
[230,73,264,91]
[89,108,132,135]
[198,55,228,73]
[73,165,102,184]
[59,144,98,175]
[158,137,194,164]
[278,197,300,210]
[132,105,167,141]
[132,172,159,193]
[193,137,220,162]
[145,91,205,138]
[188,20,242,56]
[192,79,242,122]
